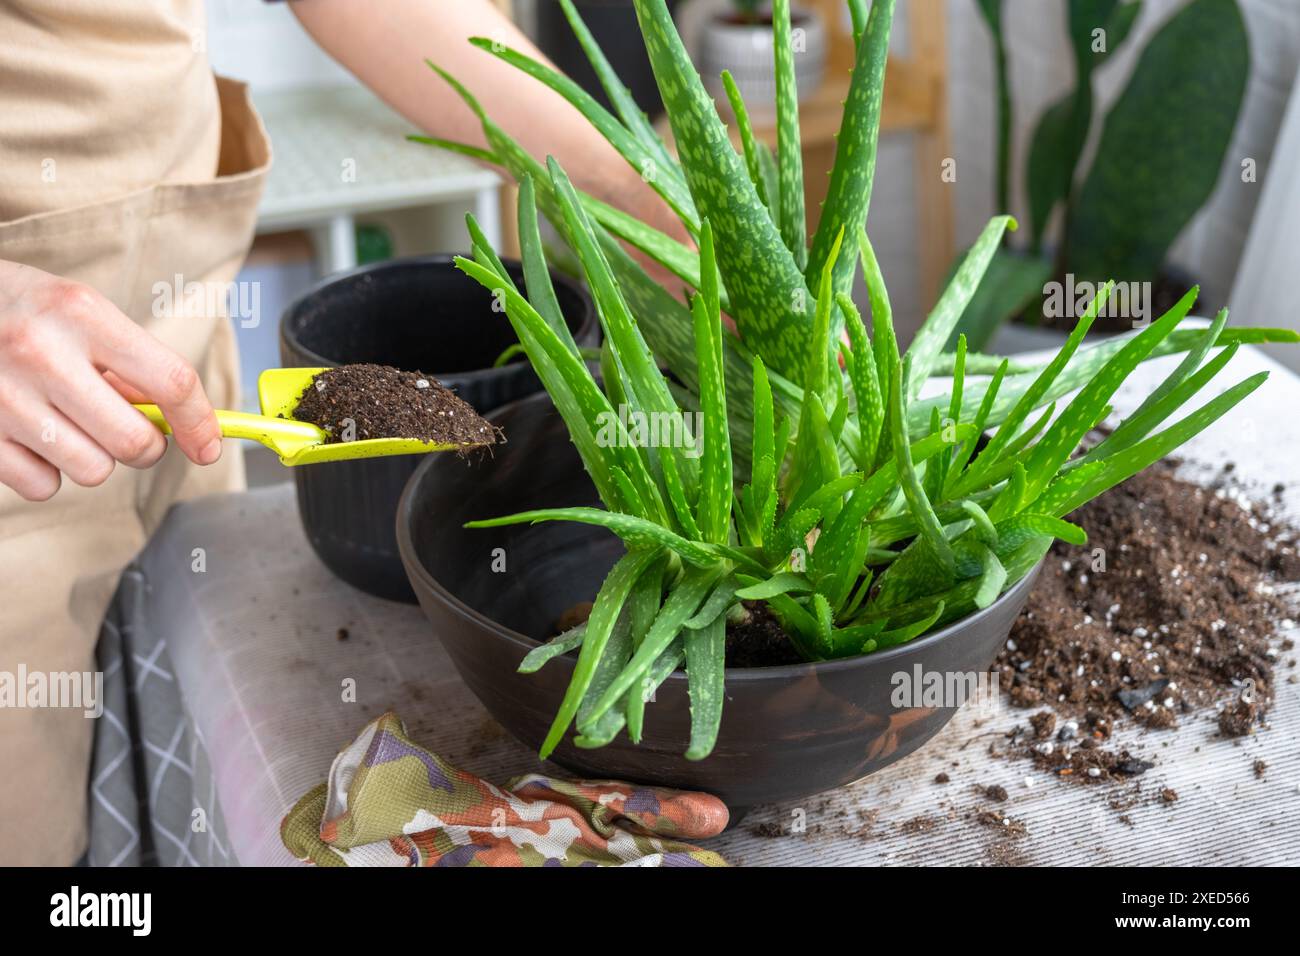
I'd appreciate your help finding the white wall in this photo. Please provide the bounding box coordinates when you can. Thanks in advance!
[947,0,1300,314]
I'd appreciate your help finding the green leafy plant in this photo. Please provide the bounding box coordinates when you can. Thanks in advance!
[416,0,1294,760]
[955,0,1249,349]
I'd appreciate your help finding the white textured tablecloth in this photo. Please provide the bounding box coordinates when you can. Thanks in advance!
[143,345,1299,866]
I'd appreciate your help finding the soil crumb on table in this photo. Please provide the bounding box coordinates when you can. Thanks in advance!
[292,364,501,448]
[995,461,1299,783]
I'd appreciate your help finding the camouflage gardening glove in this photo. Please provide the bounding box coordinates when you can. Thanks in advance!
[280,711,729,866]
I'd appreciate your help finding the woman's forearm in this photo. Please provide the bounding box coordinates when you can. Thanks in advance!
[290,0,657,217]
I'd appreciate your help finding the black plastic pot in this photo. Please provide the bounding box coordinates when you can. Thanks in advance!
[280,255,597,602]
[397,392,1042,810]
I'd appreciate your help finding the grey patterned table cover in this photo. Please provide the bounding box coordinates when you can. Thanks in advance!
[87,346,1300,866]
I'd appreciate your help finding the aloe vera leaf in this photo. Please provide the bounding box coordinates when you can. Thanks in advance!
[406,134,497,164]
[810,480,880,590]
[576,607,635,730]
[580,564,723,731]
[904,216,1017,400]
[609,465,648,520]
[809,229,845,396]
[952,282,1115,496]
[1095,309,1229,456]
[1083,342,1240,466]
[784,472,862,533]
[858,232,899,468]
[1066,0,1248,286]
[946,248,1053,353]
[581,195,733,316]
[772,0,807,268]
[972,546,1007,610]
[766,592,823,658]
[841,565,876,621]
[924,406,947,503]
[631,0,812,381]
[876,601,946,649]
[989,461,1029,523]
[962,499,999,548]
[548,158,680,423]
[892,361,955,572]
[735,572,812,601]
[1042,372,1269,516]
[996,400,1056,465]
[693,224,733,544]
[517,177,580,356]
[623,639,687,744]
[933,351,1036,376]
[537,549,660,757]
[660,450,703,539]
[997,513,1087,547]
[454,257,633,509]
[1020,285,1196,502]
[466,214,517,290]
[466,507,722,567]
[421,62,758,466]
[722,71,774,214]
[839,293,884,468]
[848,0,870,41]
[684,576,741,630]
[623,555,666,741]
[806,0,896,297]
[832,618,886,655]
[750,357,777,510]
[555,0,680,172]
[812,593,835,650]
[518,623,587,675]
[683,616,727,760]
[579,637,686,751]
[768,507,820,568]
[470,36,698,227]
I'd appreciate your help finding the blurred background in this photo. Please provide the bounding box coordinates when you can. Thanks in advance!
[207,0,1300,437]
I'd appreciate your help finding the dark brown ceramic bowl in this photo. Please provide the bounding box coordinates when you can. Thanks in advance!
[397,392,1041,811]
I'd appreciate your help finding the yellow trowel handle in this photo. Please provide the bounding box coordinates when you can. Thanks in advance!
[132,404,325,447]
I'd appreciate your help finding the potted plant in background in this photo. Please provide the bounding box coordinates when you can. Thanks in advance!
[694,0,828,111]
[400,0,1293,809]
[952,0,1249,350]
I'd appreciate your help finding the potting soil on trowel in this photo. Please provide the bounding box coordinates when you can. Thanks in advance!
[292,364,502,448]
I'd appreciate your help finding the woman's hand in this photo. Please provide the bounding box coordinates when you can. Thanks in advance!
[0,260,221,501]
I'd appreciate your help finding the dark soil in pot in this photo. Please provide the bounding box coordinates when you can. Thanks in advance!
[397,391,1043,810]
[280,255,596,603]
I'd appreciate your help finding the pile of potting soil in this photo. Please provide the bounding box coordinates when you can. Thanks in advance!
[292,364,501,448]
[995,459,1299,784]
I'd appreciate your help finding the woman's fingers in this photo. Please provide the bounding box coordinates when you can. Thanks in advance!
[101,369,151,404]
[87,313,221,465]
[48,363,167,469]
[1,392,116,489]
[0,439,60,502]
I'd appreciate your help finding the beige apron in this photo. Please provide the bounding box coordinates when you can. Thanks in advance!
[0,0,270,864]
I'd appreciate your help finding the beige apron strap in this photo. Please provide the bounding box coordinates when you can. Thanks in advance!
[0,68,270,864]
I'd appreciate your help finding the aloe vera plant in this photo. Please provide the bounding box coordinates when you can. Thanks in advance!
[417,0,1296,761]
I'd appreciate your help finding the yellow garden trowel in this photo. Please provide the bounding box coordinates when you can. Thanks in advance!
[133,367,468,466]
